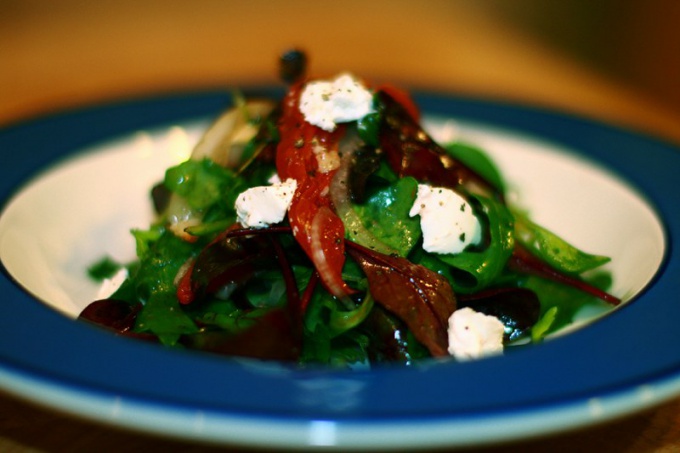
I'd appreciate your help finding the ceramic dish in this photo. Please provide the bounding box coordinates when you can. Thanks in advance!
[0,89,678,450]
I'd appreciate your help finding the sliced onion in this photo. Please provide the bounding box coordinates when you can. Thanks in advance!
[310,206,352,306]
[164,99,275,240]
[191,99,276,168]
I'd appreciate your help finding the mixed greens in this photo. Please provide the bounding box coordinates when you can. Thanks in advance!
[80,51,619,367]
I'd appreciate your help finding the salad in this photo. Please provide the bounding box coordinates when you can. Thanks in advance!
[80,50,620,367]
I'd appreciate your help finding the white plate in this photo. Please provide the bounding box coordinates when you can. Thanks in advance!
[0,90,677,449]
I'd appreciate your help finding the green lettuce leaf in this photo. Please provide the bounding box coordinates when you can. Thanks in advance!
[444,142,506,195]
[514,210,610,274]
[351,176,421,257]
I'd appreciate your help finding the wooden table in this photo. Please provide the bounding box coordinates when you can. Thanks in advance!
[2,2,679,451]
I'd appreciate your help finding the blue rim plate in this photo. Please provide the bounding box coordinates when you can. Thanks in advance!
[0,89,679,449]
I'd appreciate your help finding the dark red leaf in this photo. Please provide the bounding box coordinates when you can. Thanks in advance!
[509,245,621,305]
[180,308,301,361]
[377,91,502,200]
[458,287,541,341]
[346,241,457,357]
[186,229,276,303]
[78,299,141,333]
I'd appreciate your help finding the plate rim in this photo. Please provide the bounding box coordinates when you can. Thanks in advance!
[1,88,679,449]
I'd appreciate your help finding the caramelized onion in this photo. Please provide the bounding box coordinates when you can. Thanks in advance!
[310,206,353,306]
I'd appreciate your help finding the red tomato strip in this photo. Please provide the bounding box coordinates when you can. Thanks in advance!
[275,82,353,299]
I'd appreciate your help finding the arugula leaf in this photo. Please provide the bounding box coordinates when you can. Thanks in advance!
[327,331,371,367]
[131,224,164,259]
[109,229,200,343]
[164,158,247,212]
[134,292,198,346]
[300,289,333,364]
[135,231,197,297]
[301,286,372,366]
[245,266,311,309]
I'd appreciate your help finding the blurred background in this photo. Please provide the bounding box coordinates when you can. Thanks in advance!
[1,0,679,143]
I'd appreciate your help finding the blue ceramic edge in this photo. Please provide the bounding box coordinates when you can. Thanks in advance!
[1,89,679,446]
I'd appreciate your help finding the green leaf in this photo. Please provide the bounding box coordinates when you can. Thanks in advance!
[164,158,246,212]
[110,228,199,338]
[131,230,198,300]
[300,282,374,365]
[329,293,375,338]
[357,111,381,147]
[246,278,286,308]
[514,210,610,274]
[131,224,164,259]
[328,331,370,367]
[523,272,612,335]
[437,195,515,293]
[300,287,333,364]
[444,142,505,195]
[87,256,123,281]
[531,306,558,342]
[351,176,421,256]
[134,292,198,346]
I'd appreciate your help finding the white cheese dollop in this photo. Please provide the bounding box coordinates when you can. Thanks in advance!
[299,73,374,131]
[235,178,297,228]
[448,307,505,360]
[408,184,482,254]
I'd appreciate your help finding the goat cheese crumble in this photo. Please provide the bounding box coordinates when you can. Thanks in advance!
[235,178,297,228]
[448,307,505,360]
[299,73,374,131]
[408,184,482,254]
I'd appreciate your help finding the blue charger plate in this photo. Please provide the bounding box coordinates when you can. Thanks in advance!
[0,89,678,449]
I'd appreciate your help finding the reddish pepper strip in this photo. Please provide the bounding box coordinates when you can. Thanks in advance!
[275,82,353,299]
[377,83,420,122]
